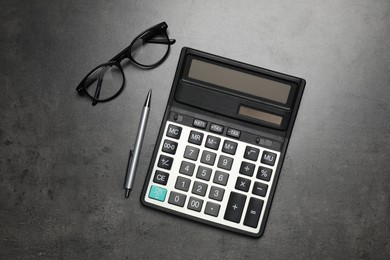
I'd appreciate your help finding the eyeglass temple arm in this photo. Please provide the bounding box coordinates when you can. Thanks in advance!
[91,67,107,106]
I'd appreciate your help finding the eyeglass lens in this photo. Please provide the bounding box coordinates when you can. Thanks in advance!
[130,29,170,67]
[85,63,124,101]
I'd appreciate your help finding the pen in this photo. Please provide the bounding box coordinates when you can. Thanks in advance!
[124,89,152,198]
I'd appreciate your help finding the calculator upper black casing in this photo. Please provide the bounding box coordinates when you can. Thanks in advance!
[141,47,306,238]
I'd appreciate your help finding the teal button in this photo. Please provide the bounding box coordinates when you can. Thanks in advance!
[148,185,167,202]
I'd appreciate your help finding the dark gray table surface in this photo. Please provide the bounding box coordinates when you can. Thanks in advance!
[1,1,389,259]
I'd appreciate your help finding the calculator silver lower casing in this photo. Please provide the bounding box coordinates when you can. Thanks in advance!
[141,47,305,237]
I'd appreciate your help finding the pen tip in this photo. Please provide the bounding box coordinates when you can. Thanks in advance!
[125,189,131,198]
[144,90,152,107]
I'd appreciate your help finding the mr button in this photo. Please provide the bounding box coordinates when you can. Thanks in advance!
[153,170,169,185]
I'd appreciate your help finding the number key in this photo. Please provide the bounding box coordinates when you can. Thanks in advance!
[217,155,233,170]
[187,197,204,212]
[196,166,212,181]
[179,161,195,176]
[200,150,216,165]
[184,145,200,161]
[168,191,186,207]
[209,186,225,201]
[175,176,191,192]
[213,171,229,186]
[192,181,208,197]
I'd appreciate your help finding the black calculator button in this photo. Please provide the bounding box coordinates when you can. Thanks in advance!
[162,139,178,154]
[188,130,204,145]
[166,124,182,139]
[175,176,191,191]
[196,166,212,181]
[183,145,200,161]
[257,166,273,181]
[252,182,268,197]
[193,118,207,129]
[217,155,233,170]
[222,140,237,155]
[200,151,216,166]
[205,135,221,150]
[226,128,241,138]
[213,171,229,186]
[187,197,204,212]
[205,202,220,217]
[224,192,247,223]
[244,146,260,161]
[235,177,251,192]
[239,161,255,177]
[261,151,277,166]
[153,170,169,185]
[243,198,264,228]
[157,155,173,170]
[179,161,195,176]
[168,191,186,207]
[192,181,208,197]
[209,186,225,201]
[210,123,224,134]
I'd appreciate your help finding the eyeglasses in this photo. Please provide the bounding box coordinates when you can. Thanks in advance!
[76,22,176,106]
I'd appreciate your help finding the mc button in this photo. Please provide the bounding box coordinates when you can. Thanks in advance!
[166,124,182,139]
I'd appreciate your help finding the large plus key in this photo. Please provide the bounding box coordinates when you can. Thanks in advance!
[224,192,247,223]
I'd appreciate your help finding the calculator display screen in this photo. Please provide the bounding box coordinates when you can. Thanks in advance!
[239,106,283,125]
[187,59,291,104]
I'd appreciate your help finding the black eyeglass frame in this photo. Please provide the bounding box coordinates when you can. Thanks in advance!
[76,22,176,105]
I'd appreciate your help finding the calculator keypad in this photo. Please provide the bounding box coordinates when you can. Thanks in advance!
[144,120,280,235]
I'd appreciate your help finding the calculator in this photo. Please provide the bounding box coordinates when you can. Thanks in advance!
[141,48,305,237]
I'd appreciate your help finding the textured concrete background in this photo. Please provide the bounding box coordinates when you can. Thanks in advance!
[1,0,389,259]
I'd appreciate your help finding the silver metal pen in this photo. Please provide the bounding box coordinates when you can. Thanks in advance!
[124,89,152,198]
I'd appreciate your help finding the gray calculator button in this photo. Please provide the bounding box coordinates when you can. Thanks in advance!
[222,140,237,155]
[196,166,212,181]
[227,128,241,138]
[261,151,277,166]
[153,170,169,185]
[187,197,204,212]
[192,181,208,197]
[252,182,268,197]
[217,155,233,170]
[184,145,200,161]
[179,161,195,176]
[162,139,178,154]
[175,176,191,192]
[239,161,255,176]
[157,155,173,170]
[244,146,260,161]
[200,150,216,165]
[243,197,264,228]
[205,202,220,217]
[193,118,207,129]
[166,124,182,139]
[235,177,251,192]
[213,171,229,186]
[168,191,186,207]
[209,186,225,201]
[257,166,273,181]
[188,130,204,145]
[205,135,221,150]
[210,123,224,134]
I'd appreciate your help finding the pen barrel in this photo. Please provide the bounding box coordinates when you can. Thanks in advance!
[124,106,150,189]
